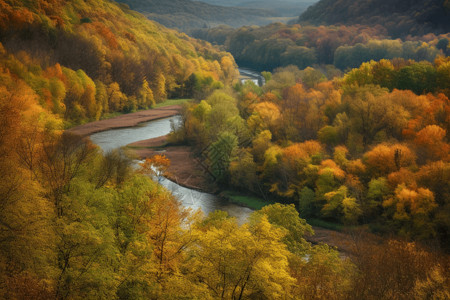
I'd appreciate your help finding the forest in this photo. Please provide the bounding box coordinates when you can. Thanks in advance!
[117,0,281,31]
[299,0,450,37]
[0,0,449,299]
[0,0,237,126]
[190,22,450,71]
[173,59,450,243]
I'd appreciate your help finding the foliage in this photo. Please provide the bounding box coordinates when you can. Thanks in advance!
[0,0,238,125]
[176,61,450,248]
[1,66,449,298]
[119,0,280,31]
[299,0,450,38]
[223,191,274,210]
[140,154,171,179]
[191,22,449,71]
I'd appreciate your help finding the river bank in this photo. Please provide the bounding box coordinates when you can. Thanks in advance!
[80,106,358,255]
[127,136,219,194]
[69,105,182,136]
[126,135,357,255]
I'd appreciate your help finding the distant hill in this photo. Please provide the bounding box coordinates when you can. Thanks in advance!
[298,0,450,37]
[199,0,318,17]
[118,0,281,30]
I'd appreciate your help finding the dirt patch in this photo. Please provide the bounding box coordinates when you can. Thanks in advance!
[306,227,357,256]
[128,136,218,193]
[69,105,181,137]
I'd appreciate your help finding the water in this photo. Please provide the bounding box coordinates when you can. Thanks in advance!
[238,68,265,86]
[90,115,253,223]
[159,178,252,224]
[90,116,181,153]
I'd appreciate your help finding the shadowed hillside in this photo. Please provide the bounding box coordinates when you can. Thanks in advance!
[200,0,317,17]
[299,0,450,37]
[117,0,282,30]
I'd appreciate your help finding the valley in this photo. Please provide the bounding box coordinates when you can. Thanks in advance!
[0,0,449,298]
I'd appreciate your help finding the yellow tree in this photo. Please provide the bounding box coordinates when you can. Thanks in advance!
[187,212,295,299]
[383,185,438,239]
[0,75,56,297]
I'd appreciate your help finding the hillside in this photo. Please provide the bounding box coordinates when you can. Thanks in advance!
[299,0,450,37]
[200,0,317,17]
[118,0,281,30]
[0,0,237,126]
[190,22,448,71]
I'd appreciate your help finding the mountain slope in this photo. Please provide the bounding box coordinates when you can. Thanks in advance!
[117,0,281,30]
[200,0,317,17]
[0,0,237,124]
[298,0,450,37]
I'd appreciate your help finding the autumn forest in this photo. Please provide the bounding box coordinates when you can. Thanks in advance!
[0,0,449,299]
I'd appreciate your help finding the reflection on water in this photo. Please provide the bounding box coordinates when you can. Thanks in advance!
[160,178,252,224]
[89,115,252,223]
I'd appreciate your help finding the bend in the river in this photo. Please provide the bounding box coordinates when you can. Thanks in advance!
[89,115,253,224]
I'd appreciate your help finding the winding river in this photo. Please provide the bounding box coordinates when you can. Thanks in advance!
[90,116,253,224]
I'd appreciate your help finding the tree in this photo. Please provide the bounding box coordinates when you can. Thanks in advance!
[345,85,409,147]
[40,132,95,217]
[383,185,437,239]
[137,79,155,109]
[154,72,167,102]
[322,186,362,224]
[256,203,313,254]
[291,244,355,300]
[247,101,281,134]
[414,125,449,162]
[365,177,390,219]
[229,149,258,192]
[0,78,56,296]
[187,212,295,299]
[364,144,416,176]
[140,154,171,180]
[208,132,238,184]
[350,236,442,300]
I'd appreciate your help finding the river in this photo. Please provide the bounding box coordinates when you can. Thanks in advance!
[90,116,253,224]
[238,68,265,86]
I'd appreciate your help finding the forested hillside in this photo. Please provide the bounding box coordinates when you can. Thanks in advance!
[117,0,280,31]
[173,58,450,249]
[200,0,317,17]
[191,22,450,71]
[0,0,237,126]
[299,0,450,37]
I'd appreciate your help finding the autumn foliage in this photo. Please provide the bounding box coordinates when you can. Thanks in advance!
[0,0,449,298]
[0,0,238,126]
[175,62,450,248]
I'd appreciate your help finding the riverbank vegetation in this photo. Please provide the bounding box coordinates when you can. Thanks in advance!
[171,59,450,251]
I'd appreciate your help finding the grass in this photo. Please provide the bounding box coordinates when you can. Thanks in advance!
[100,111,123,120]
[222,191,349,232]
[153,98,192,108]
[222,191,275,210]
